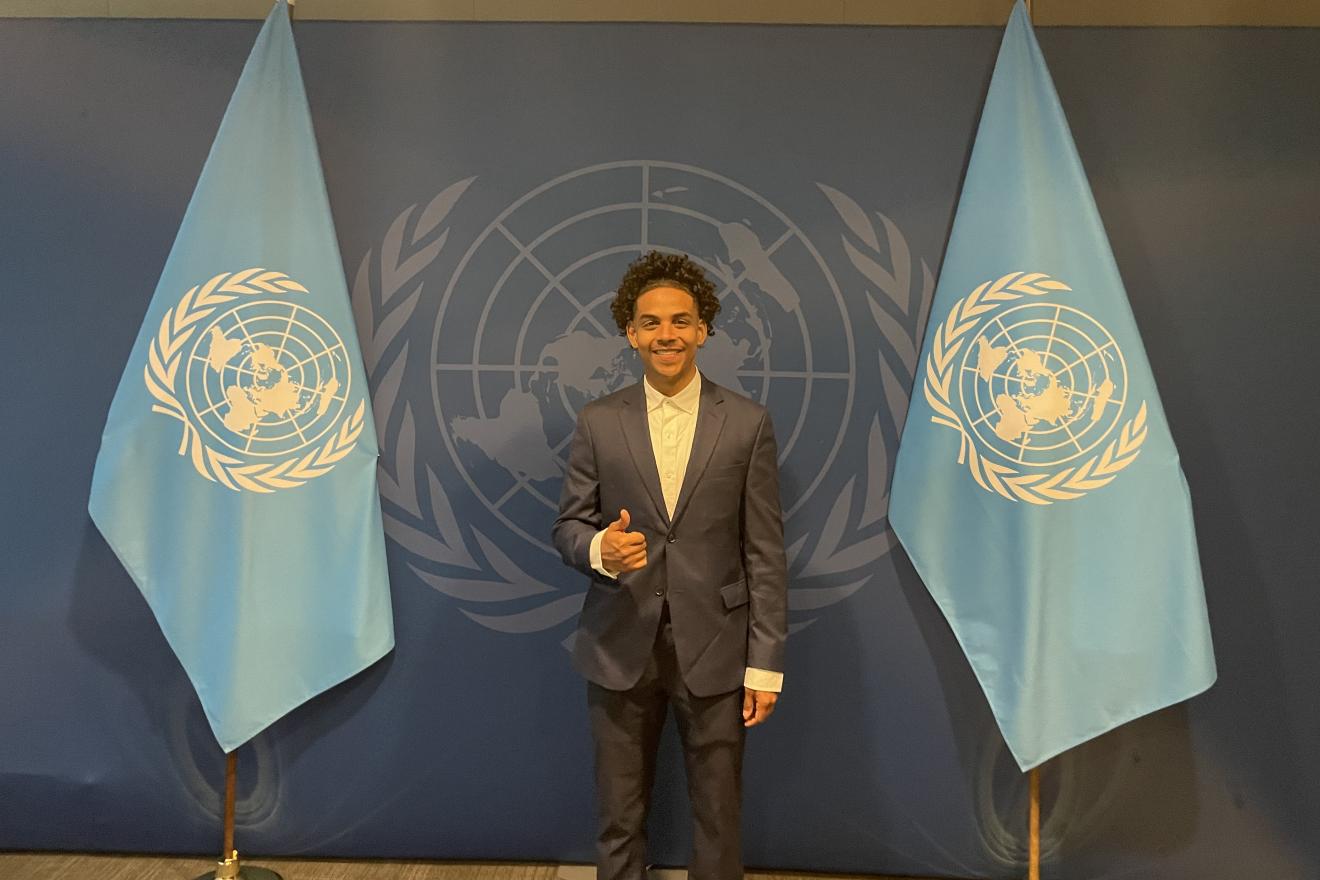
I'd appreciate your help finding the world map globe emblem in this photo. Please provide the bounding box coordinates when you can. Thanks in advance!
[431,160,857,553]
[957,302,1128,468]
[184,299,351,458]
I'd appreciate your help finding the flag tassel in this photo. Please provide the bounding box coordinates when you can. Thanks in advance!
[191,751,283,880]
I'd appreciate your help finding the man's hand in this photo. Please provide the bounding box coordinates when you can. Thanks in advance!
[742,688,778,728]
[600,508,648,573]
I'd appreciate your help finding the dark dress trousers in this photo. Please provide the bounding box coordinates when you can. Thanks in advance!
[553,375,788,880]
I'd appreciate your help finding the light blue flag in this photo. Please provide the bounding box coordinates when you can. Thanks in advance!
[88,1,393,752]
[889,0,1215,771]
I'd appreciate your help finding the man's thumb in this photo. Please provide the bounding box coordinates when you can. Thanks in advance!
[618,508,630,531]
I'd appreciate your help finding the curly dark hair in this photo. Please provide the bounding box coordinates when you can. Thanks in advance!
[610,250,721,336]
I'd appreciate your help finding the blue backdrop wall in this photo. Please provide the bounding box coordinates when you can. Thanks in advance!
[1,18,1317,880]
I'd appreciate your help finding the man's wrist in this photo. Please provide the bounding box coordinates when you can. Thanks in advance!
[744,667,783,693]
[589,529,620,579]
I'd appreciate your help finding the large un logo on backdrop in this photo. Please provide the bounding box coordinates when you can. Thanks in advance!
[435,161,852,549]
[353,161,935,635]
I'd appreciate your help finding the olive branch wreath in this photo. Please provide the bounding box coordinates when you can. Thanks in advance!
[144,267,365,494]
[922,271,1147,504]
[353,179,591,636]
[742,185,936,630]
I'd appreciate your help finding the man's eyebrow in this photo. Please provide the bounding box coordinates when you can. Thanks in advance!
[635,308,697,320]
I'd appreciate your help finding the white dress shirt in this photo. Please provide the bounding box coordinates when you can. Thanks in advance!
[589,372,783,693]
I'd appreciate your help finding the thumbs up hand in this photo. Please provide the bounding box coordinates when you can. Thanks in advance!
[602,508,648,573]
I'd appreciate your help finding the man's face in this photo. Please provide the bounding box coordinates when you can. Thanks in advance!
[626,285,708,392]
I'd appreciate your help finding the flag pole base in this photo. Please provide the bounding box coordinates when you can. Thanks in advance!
[191,870,282,880]
[192,850,283,880]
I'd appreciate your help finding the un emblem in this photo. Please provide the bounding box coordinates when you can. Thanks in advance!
[432,160,854,551]
[145,268,366,493]
[355,162,936,636]
[923,272,1148,504]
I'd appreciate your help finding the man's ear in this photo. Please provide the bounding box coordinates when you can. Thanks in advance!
[625,321,638,349]
[696,320,709,346]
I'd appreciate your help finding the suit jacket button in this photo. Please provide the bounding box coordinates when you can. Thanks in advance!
[666,533,676,543]
[655,589,664,597]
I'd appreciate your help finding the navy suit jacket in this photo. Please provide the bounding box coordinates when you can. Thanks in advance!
[552,374,788,696]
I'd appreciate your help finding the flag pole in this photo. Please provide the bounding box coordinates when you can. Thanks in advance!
[193,750,283,880]
[1028,765,1040,880]
[203,6,296,879]
[1017,0,1042,852]
[1026,7,1040,876]
[223,751,236,861]
[1017,0,1040,856]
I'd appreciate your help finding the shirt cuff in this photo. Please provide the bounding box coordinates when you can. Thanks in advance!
[589,529,619,579]
[744,667,783,693]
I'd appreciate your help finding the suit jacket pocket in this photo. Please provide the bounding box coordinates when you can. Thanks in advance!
[720,578,749,609]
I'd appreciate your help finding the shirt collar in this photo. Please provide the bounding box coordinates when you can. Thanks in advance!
[644,371,702,415]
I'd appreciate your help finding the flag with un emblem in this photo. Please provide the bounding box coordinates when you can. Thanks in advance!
[890,0,1216,771]
[88,0,393,752]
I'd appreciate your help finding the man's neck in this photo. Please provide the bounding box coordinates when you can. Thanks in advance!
[646,367,698,398]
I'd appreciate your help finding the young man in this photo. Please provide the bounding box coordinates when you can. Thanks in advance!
[552,251,788,880]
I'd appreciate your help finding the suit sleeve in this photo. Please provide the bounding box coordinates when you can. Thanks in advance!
[553,406,604,578]
[742,409,788,674]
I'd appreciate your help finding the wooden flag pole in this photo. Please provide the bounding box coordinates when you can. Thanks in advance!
[222,751,237,861]
[192,751,283,880]
[200,5,292,878]
[1028,765,1041,880]
[1026,3,1040,872]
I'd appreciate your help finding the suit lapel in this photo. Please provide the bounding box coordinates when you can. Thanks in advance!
[670,376,726,528]
[619,383,670,527]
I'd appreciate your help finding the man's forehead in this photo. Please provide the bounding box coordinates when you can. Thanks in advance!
[634,285,698,315]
